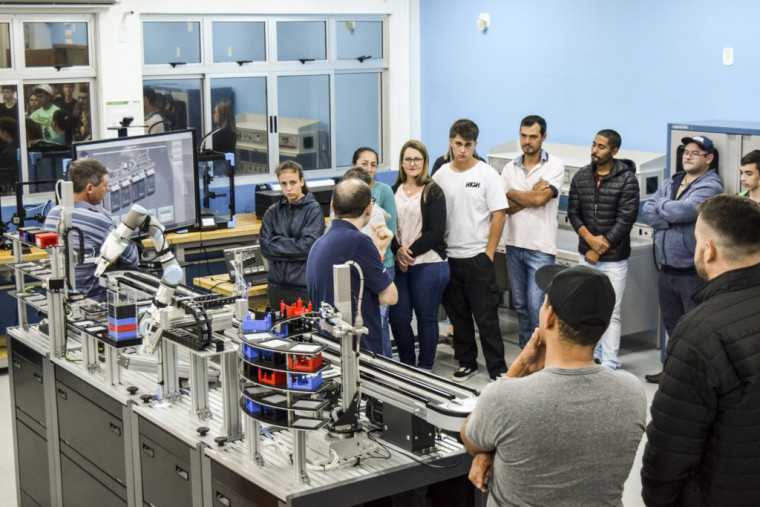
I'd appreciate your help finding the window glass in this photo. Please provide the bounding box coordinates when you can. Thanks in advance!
[336,21,382,61]
[212,22,265,63]
[143,22,201,65]
[0,23,10,68]
[276,21,326,62]
[0,84,20,195]
[142,79,203,136]
[277,75,330,170]
[24,22,89,68]
[23,82,91,190]
[335,73,381,167]
[210,77,268,175]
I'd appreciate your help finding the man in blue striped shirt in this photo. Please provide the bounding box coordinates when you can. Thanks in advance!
[45,158,138,301]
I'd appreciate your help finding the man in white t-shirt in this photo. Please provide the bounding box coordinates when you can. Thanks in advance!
[433,119,508,381]
[502,115,565,349]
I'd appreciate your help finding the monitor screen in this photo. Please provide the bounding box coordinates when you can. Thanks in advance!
[72,130,199,233]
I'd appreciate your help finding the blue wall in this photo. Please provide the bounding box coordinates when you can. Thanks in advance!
[420,0,760,156]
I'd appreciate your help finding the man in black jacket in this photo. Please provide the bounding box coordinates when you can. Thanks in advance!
[567,129,639,370]
[642,194,760,506]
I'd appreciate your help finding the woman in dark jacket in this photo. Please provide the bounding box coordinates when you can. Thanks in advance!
[259,161,324,310]
[389,140,449,371]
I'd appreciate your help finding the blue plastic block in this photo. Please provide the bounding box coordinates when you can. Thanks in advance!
[287,372,323,391]
[245,399,261,416]
[242,312,271,333]
[242,343,259,361]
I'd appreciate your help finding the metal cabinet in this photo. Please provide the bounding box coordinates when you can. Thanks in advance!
[138,417,196,507]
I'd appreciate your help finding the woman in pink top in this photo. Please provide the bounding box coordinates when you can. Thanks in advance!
[389,140,449,371]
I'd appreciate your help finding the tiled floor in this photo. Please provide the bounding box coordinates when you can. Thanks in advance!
[0,307,661,506]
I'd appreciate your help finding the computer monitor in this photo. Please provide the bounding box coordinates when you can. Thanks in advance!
[72,130,199,233]
[197,151,235,228]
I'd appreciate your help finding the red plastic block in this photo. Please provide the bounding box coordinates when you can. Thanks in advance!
[34,232,59,248]
[288,353,323,372]
[280,299,313,318]
[258,369,286,386]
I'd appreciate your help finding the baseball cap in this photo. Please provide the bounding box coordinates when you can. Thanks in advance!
[535,264,615,334]
[31,84,53,96]
[681,135,715,155]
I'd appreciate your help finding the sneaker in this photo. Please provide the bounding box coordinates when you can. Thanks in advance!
[645,370,663,384]
[452,365,478,382]
[489,371,508,381]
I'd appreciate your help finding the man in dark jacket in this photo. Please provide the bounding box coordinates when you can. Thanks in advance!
[567,129,640,370]
[642,194,760,506]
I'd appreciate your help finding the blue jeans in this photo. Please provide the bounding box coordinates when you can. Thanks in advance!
[579,256,628,370]
[389,262,450,370]
[506,246,555,348]
[380,269,395,358]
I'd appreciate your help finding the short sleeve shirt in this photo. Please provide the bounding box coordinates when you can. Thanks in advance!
[306,219,393,353]
[432,160,508,258]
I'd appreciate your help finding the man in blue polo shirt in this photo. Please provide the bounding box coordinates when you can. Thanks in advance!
[307,178,397,354]
[45,158,138,301]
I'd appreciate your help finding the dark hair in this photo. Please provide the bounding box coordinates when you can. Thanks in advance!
[741,150,760,174]
[275,160,310,195]
[557,315,604,348]
[352,147,378,166]
[143,87,156,106]
[449,119,479,142]
[0,117,17,139]
[79,85,89,95]
[333,179,372,219]
[698,194,760,260]
[25,117,42,144]
[596,129,621,151]
[215,100,236,133]
[1,85,14,92]
[521,115,546,135]
[342,167,372,185]
[69,159,108,194]
[52,109,74,145]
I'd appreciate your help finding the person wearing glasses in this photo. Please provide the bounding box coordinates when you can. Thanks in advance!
[388,140,449,371]
[641,136,723,383]
[567,129,640,371]
[501,115,565,350]
[353,147,398,358]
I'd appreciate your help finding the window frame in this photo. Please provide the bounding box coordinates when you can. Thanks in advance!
[141,13,388,184]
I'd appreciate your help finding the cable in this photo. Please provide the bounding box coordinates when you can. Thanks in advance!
[345,260,364,328]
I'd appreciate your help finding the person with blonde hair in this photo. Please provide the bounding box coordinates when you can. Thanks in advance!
[389,140,449,371]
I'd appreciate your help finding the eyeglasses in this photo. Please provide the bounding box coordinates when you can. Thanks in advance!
[683,151,709,158]
[403,157,424,165]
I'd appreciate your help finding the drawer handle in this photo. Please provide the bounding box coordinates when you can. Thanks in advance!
[57,388,67,400]
[13,359,21,369]
[176,466,188,481]
[216,492,231,506]
[142,444,154,458]
[109,422,121,437]
[34,373,43,384]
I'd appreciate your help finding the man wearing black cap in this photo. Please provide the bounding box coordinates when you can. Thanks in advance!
[461,264,646,506]
[641,135,723,383]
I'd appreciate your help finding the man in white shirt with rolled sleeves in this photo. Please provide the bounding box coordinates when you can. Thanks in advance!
[501,115,564,349]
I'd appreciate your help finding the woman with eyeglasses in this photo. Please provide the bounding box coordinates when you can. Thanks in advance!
[353,147,397,357]
[389,140,449,371]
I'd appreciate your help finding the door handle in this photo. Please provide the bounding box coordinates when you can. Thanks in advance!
[33,373,43,383]
[142,444,154,457]
[57,388,67,400]
[216,492,230,506]
[109,422,121,436]
[176,466,188,481]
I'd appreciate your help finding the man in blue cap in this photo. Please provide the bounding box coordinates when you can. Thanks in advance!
[641,135,723,383]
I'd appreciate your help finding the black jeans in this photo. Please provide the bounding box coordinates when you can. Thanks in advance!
[442,254,507,377]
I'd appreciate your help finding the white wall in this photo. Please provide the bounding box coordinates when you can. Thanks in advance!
[95,0,420,172]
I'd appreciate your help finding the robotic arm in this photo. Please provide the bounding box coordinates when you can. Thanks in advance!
[93,204,183,354]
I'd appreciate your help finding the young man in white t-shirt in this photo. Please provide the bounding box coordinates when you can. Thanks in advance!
[433,119,509,381]
[501,115,565,349]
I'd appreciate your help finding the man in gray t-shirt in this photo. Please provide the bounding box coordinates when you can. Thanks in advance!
[461,264,646,506]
